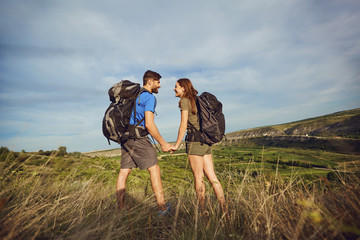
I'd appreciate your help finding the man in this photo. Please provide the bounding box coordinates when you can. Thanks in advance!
[116,70,172,215]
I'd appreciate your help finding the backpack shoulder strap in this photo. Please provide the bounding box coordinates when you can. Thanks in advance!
[133,88,149,125]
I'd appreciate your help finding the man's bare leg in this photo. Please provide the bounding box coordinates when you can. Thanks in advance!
[147,164,166,211]
[116,168,132,210]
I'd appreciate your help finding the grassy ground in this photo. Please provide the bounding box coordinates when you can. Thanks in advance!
[0,146,359,239]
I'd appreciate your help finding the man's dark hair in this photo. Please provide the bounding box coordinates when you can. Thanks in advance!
[143,70,161,85]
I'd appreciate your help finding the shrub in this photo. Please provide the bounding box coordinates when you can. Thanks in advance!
[0,146,10,154]
[57,146,67,156]
[0,147,10,162]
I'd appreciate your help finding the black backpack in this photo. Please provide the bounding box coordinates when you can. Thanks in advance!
[195,92,226,145]
[102,80,144,144]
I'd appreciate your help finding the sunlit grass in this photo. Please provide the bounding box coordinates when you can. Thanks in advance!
[0,146,359,239]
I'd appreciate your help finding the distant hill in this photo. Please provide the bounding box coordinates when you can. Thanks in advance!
[225,108,360,154]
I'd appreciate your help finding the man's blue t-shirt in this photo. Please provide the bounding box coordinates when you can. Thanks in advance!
[129,91,156,127]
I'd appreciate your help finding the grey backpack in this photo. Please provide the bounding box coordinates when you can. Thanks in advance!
[102,80,143,144]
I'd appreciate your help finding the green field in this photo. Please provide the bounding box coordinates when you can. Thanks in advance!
[1,145,359,239]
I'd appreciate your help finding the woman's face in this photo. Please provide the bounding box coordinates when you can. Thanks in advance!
[174,82,185,98]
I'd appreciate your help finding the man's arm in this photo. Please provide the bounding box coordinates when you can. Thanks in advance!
[145,111,172,152]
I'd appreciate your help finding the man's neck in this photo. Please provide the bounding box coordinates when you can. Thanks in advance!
[143,85,152,93]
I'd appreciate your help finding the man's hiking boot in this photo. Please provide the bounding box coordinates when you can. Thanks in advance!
[158,203,171,216]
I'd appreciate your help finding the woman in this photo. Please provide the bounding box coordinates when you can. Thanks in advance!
[171,78,226,211]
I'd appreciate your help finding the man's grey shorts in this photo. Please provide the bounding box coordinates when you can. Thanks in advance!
[121,137,158,170]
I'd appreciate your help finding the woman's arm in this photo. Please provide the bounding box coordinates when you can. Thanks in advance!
[173,110,188,150]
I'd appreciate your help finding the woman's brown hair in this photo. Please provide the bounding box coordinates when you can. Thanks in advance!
[177,78,198,114]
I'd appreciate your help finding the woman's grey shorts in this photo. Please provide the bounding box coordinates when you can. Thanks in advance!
[121,137,158,170]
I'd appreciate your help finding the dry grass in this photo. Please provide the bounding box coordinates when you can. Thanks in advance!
[0,151,359,239]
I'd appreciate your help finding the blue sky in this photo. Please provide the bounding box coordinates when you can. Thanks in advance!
[1,0,359,152]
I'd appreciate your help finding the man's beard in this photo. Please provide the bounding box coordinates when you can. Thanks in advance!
[152,87,159,94]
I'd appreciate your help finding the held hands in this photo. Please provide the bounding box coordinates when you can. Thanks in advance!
[170,145,178,152]
[170,144,182,153]
[161,142,175,153]
[161,143,183,153]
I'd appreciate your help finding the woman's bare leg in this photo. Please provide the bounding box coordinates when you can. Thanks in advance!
[203,154,226,210]
[188,154,205,208]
